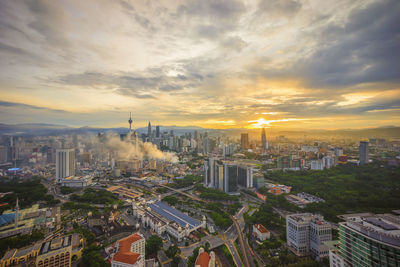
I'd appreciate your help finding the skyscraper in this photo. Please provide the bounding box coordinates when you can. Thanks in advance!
[156,125,160,138]
[261,128,267,149]
[241,133,249,150]
[359,141,369,165]
[147,121,152,141]
[56,148,75,183]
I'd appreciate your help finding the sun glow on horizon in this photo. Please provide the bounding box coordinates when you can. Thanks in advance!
[247,118,309,128]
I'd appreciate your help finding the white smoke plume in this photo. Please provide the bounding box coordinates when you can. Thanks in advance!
[97,132,178,162]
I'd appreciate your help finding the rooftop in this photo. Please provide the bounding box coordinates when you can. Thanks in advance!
[195,251,211,267]
[254,224,269,233]
[112,233,143,265]
[340,213,400,248]
[148,201,202,229]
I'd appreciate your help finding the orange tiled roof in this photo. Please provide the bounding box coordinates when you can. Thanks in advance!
[112,233,142,265]
[254,224,269,233]
[196,251,210,267]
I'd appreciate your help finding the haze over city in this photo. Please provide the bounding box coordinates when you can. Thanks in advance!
[0,0,399,129]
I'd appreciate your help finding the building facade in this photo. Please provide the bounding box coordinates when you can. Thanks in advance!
[337,213,400,267]
[286,213,331,260]
[56,149,75,183]
[132,201,206,242]
[359,141,369,165]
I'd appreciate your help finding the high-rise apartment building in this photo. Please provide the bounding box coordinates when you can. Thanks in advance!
[359,141,369,165]
[241,133,249,150]
[286,213,331,260]
[56,149,75,183]
[336,213,400,267]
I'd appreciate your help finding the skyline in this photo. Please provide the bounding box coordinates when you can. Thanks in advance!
[0,0,399,129]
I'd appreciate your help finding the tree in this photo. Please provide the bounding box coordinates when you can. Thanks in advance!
[166,244,181,259]
[204,242,210,253]
[146,235,163,258]
[79,244,109,267]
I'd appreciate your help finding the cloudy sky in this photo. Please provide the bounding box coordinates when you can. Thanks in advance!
[0,0,399,129]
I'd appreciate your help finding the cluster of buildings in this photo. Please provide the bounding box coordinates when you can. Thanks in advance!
[203,158,256,195]
[0,200,60,239]
[287,211,400,266]
[132,200,206,242]
[0,233,85,267]
[265,183,292,195]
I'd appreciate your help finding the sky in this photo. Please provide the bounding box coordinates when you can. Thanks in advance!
[0,0,399,130]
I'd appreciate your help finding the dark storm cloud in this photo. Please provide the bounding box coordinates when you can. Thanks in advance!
[0,100,66,113]
[256,0,302,17]
[25,0,69,47]
[300,0,400,87]
[176,0,246,40]
[0,42,31,56]
[58,69,204,97]
[119,0,157,32]
[247,96,400,118]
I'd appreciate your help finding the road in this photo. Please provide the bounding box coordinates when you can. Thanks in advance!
[143,181,250,267]
[231,215,251,267]
[41,179,67,203]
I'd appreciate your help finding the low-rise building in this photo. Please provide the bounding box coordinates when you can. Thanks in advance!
[1,234,84,267]
[36,234,84,267]
[107,185,143,201]
[253,224,270,241]
[132,201,206,241]
[106,233,145,267]
[59,175,92,187]
[195,247,215,267]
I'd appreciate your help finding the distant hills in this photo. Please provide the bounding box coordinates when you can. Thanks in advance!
[0,123,399,139]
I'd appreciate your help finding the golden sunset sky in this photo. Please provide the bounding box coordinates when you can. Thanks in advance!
[0,0,399,129]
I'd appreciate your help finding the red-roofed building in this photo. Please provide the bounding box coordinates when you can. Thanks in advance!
[195,247,215,267]
[109,233,145,267]
[253,224,270,241]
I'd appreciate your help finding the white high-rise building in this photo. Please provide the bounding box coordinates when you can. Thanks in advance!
[310,160,324,170]
[323,156,334,169]
[56,149,75,183]
[287,213,331,260]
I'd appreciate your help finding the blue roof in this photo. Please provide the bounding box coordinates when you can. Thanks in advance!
[8,168,20,171]
[149,201,201,229]
[0,213,15,226]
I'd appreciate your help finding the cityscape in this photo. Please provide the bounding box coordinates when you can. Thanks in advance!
[0,1,400,267]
